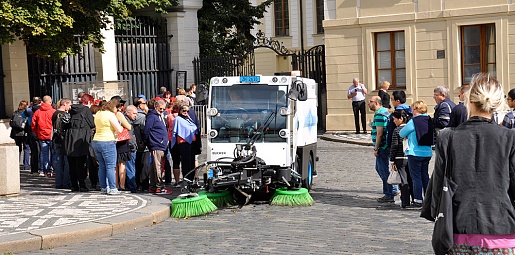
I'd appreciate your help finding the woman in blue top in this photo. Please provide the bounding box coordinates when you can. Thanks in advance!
[399,100,433,207]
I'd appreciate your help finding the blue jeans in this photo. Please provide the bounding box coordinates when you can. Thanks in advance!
[92,141,117,190]
[408,155,431,202]
[39,140,52,173]
[14,136,30,169]
[126,152,137,192]
[52,143,71,189]
[376,147,393,199]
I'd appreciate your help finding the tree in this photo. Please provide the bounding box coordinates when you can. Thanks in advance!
[0,0,178,59]
[198,0,274,56]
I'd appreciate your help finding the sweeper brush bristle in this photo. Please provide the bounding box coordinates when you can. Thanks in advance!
[270,187,314,206]
[198,190,235,208]
[171,193,217,218]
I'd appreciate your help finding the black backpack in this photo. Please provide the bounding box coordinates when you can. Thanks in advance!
[9,110,27,131]
[53,112,71,143]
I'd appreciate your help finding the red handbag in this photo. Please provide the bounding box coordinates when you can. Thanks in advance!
[117,128,131,142]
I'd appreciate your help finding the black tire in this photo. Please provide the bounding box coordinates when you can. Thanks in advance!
[302,154,314,191]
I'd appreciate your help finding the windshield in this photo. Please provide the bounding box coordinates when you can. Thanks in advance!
[210,84,288,143]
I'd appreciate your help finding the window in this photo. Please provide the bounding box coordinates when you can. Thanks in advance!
[461,24,496,85]
[275,0,289,37]
[316,0,324,34]
[375,31,406,89]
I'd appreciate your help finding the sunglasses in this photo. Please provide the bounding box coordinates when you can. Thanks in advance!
[158,108,165,111]
[181,110,188,113]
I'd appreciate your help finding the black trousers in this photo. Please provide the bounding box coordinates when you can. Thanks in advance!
[394,158,411,207]
[68,156,87,189]
[352,100,367,133]
[135,152,149,190]
[178,142,195,182]
[29,135,39,173]
[86,154,98,188]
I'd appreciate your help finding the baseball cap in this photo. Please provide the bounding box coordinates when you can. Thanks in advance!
[110,95,126,105]
[138,94,147,101]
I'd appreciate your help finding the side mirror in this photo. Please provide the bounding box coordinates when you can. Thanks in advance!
[287,80,308,101]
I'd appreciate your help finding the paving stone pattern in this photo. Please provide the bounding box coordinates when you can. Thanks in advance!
[20,139,435,254]
[0,170,146,236]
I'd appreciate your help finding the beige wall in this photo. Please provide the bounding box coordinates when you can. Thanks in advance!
[324,1,515,131]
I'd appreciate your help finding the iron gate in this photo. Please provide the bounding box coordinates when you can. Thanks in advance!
[27,38,97,100]
[115,16,172,100]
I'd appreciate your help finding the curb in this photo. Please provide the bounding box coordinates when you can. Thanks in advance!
[0,195,171,253]
[320,133,374,146]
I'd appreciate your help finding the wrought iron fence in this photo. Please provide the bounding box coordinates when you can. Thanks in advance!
[27,38,97,101]
[115,16,172,100]
[192,104,207,135]
[193,54,255,86]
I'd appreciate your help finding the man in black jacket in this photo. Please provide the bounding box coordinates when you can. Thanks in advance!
[433,85,456,135]
[448,85,469,128]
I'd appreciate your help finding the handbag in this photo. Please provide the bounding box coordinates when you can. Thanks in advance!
[432,132,457,255]
[387,169,401,185]
[117,128,131,142]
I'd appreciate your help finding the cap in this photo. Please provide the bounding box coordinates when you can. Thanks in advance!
[138,94,147,101]
[110,95,126,105]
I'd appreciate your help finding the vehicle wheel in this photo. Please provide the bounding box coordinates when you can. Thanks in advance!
[302,155,314,191]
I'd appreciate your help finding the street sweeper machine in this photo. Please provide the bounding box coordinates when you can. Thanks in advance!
[176,74,318,209]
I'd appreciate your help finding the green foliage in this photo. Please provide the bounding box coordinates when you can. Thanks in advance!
[0,0,178,59]
[198,0,274,57]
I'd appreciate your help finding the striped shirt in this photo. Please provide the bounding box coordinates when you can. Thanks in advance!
[372,107,389,150]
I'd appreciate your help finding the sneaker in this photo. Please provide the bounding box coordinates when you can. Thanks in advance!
[155,188,173,195]
[100,188,108,194]
[148,189,157,194]
[108,189,121,195]
[38,171,45,177]
[376,196,395,203]
[79,187,90,192]
[172,183,181,188]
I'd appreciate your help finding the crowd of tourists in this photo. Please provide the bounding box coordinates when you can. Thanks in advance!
[9,84,200,195]
[350,73,515,254]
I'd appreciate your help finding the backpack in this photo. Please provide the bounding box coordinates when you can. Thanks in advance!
[53,111,71,143]
[9,110,27,131]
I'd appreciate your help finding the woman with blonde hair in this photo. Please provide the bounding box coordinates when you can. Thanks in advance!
[423,73,515,254]
[399,100,434,208]
[91,99,124,195]
[378,81,391,109]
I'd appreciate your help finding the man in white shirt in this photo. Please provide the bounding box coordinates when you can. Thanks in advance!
[347,77,368,134]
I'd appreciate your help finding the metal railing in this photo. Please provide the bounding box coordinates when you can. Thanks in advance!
[192,105,208,135]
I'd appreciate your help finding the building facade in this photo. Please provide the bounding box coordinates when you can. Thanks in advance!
[324,0,514,131]
[252,0,335,74]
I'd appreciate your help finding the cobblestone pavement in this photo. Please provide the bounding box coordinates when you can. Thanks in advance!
[0,170,148,237]
[22,138,435,255]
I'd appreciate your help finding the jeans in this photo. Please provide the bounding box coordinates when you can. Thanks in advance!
[14,136,30,169]
[92,141,117,190]
[39,140,52,173]
[408,155,431,202]
[52,143,70,189]
[125,152,137,192]
[375,147,393,199]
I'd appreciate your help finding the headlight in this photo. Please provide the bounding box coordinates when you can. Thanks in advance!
[209,130,218,139]
[279,129,289,138]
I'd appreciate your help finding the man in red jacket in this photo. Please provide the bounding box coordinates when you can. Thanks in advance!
[32,95,56,177]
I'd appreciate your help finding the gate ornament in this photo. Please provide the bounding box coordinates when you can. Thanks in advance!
[252,30,296,56]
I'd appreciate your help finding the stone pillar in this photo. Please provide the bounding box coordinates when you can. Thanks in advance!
[1,40,30,115]
[94,16,118,82]
[163,0,202,92]
[0,145,20,195]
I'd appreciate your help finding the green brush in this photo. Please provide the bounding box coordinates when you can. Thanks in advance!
[270,187,314,206]
[198,190,235,208]
[171,193,217,218]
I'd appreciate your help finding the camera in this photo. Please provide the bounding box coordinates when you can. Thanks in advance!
[354,88,358,93]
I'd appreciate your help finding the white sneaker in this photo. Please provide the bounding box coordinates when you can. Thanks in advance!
[100,188,108,194]
[38,171,45,177]
[108,189,121,195]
